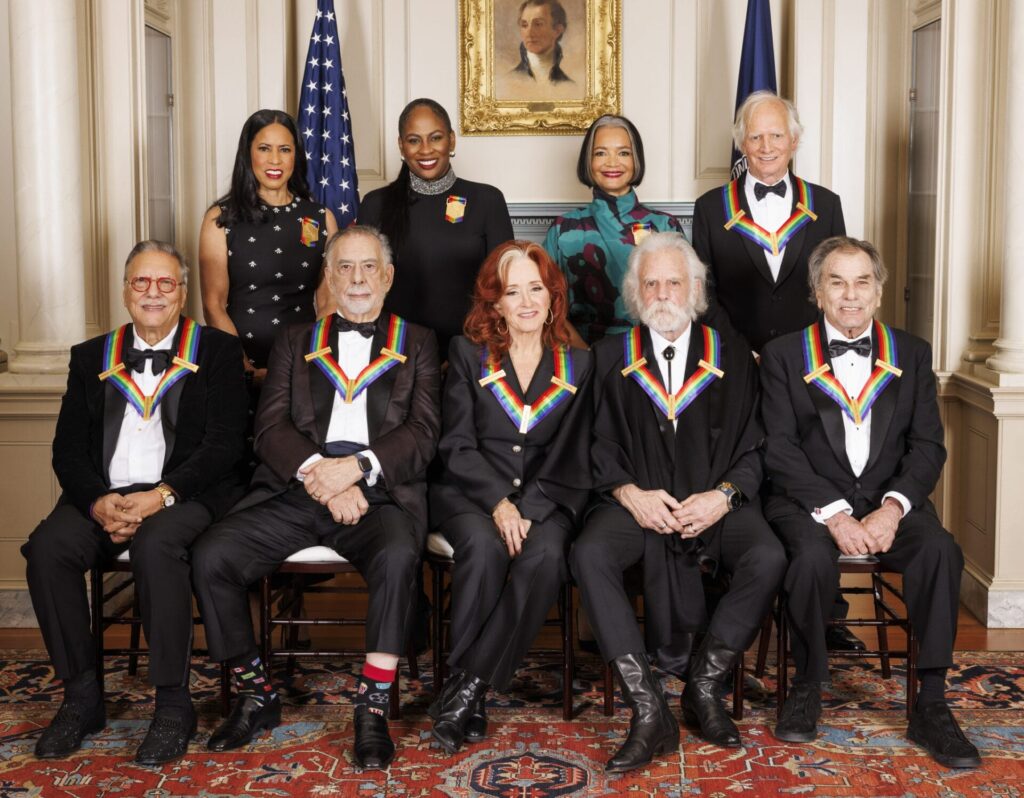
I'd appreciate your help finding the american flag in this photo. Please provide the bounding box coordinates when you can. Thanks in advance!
[298,0,358,226]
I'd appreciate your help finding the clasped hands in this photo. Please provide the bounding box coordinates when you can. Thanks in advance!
[825,500,902,556]
[612,484,729,538]
[300,456,369,525]
[492,498,532,557]
[91,490,165,545]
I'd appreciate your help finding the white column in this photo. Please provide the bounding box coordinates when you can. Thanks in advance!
[8,0,87,373]
[987,0,1024,375]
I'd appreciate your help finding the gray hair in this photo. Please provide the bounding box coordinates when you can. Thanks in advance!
[622,232,709,322]
[124,240,189,287]
[732,90,804,151]
[807,236,888,299]
[324,224,394,268]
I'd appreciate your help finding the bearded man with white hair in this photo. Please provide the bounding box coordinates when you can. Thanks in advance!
[570,231,785,772]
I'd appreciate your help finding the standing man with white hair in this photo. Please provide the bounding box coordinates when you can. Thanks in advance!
[692,90,846,355]
[570,232,786,772]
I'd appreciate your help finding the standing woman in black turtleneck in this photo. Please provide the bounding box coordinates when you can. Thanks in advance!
[359,98,514,357]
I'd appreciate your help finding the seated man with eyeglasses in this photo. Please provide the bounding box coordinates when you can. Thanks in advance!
[22,241,248,766]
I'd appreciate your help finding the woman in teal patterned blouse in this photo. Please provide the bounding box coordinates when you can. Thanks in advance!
[543,115,684,345]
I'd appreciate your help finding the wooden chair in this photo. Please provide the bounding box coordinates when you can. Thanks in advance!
[258,545,419,721]
[776,556,917,719]
[90,550,231,714]
[426,532,576,721]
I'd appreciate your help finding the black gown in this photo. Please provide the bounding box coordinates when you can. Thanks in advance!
[224,196,330,368]
[360,178,513,355]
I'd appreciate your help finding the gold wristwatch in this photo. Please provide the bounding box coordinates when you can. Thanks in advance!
[155,483,176,508]
[716,481,742,512]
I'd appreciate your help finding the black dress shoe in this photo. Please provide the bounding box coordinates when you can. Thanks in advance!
[34,697,106,759]
[825,625,866,652]
[464,698,488,742]
[680,634,742,748]
[773,682,822,743]
[134,710,197,766]
[207,694,281,751]
[430,673,489,754]
[353,705,395,769]
[906,701,981,768]
[606,653,679,773]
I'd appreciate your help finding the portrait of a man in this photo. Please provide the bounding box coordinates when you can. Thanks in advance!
[494,0,585,102]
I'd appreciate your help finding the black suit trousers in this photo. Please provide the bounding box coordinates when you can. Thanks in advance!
[443,512,569,691]
[768,497,963,683]
[191,483,422,663]
[570,503,786,663]
[22,498,212,687]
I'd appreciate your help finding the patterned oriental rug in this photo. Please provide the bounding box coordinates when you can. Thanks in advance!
[0,650,1020,797]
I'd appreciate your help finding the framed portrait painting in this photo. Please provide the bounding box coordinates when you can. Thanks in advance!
[459,0,621,135]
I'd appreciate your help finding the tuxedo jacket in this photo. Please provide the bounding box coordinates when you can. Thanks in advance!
[243,312,441,534]
[430,336,593,529]
[759,319,946,517]
[52,318,249,520]
[692,174,845,352]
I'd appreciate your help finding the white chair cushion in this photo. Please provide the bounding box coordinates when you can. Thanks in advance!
[115,550,131,562]
[284,545,349,564]
[426,532,454,559]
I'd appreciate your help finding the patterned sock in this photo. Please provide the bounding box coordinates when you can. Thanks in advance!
[226,653,277,703]
[353,662,395,718]
[916,667,948,707]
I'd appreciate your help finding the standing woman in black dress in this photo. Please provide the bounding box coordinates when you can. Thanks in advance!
[359,98,514,356]
[199,109,339,384]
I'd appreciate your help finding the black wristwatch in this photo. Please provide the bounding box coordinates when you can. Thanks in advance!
[716,482,743,512]
[356,454,373,478]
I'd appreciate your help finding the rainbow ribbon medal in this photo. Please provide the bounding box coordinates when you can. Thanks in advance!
[802,320,902,425]
[721,177,818,256]
[305,314,407,403]
[478,347,576,434]
[620,326,724,420]
[98,317,201,421]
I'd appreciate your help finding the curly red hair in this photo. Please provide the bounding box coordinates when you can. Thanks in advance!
[463,240,572,356]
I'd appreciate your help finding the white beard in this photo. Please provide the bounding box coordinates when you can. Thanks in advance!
[640,299,692,337]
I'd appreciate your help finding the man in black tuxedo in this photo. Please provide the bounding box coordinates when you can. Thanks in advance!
[570,232,786,772]
[760,236,980,768]
[191,225,440,770]
[693,90,860,653]
[22,241,248,765]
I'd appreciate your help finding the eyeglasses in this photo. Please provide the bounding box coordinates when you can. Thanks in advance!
[126,276,181,293]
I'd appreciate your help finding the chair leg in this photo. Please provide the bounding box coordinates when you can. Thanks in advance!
[603,662,614,716]
[128,584,141,676]
[430,561,445,696]
[285,577,303,684]
[732,656,745,721]
[406,642,419,682]
[259,576,272,668]
[906,622,917,720]
[90,568,105,698]
[754,610,774,678]
[561,581,574,722]
[220,664,232,717]
[388,675,400,720]
[872,574,892,679]
[776,597,788,719]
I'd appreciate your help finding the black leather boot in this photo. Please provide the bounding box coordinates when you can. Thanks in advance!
[681,634,742,748]
[429,672,489,754]
[606,653,679,773]
[464,696,488,742]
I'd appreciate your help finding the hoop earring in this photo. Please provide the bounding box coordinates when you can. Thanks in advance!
[497,317,508,335]
[545,308,554,326]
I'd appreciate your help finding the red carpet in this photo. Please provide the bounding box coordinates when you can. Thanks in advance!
[0,650,1020,796]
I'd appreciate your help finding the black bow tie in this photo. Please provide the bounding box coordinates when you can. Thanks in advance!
[124,347,174,374]
[753,180,787,201]
[828,337,871,358]
[335,317,376,338]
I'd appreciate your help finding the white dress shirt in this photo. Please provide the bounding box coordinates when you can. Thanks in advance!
[745,172,792,281]
[649,324,693,432]
[108,325,176,489]
[812,319,911,523]
[297,317,383,485]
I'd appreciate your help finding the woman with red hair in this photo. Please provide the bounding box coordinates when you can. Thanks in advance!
[427,240,593,752]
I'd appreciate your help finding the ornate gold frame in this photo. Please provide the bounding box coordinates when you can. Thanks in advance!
[459,0,621,135]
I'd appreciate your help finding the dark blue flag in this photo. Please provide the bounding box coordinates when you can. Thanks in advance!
[298,0,358,227]
[731,0,778,180]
